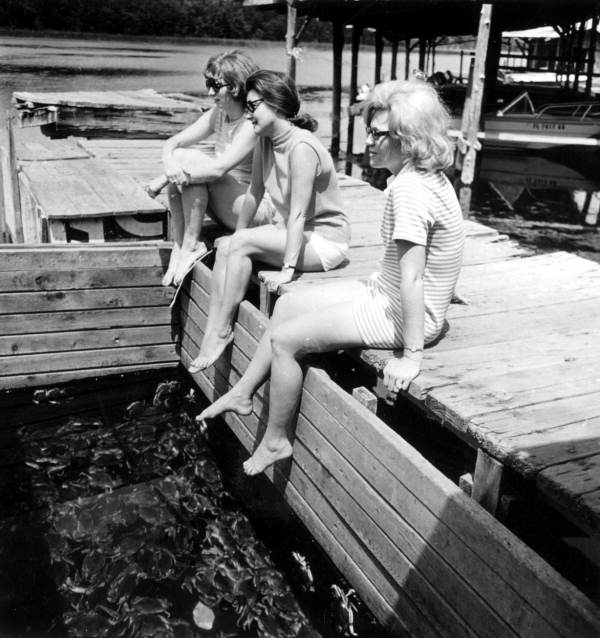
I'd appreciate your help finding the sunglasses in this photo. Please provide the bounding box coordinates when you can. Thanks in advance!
[244,98,265,114]
[205,77,230,93]
[365,126,390,141]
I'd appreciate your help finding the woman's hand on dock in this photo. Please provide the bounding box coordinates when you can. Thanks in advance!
[265,269,295,292]
[382,356,421,393]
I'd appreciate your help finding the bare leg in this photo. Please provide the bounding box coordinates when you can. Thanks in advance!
[189,226,321,372]
[162,183,185,286]
[174,183,210,285]
[243,299,366,475]
[197,280,367,424]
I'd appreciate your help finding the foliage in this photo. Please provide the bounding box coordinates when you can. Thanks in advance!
[0,0,332,41]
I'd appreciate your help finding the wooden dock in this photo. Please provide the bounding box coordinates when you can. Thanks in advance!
[3,130,600,636]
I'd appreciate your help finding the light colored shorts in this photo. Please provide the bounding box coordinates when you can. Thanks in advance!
[308,232,349,271]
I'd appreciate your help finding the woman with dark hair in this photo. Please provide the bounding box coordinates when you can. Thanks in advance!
[197,80,464,476]
[146,50,277,286]
[188,70,350,372]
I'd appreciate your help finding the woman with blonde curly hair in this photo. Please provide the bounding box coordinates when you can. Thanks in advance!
[197,80,464,476]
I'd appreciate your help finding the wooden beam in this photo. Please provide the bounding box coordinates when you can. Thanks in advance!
[472,448,504,516]
[585,16,598,95]
[286,1,298,79]
[2,112,23,242]
[459,4,493,188]
[331,21,344,158]
[375,31,384,84]
[404,38,411,79]
[345,25,362,174]
[390,37,399,80]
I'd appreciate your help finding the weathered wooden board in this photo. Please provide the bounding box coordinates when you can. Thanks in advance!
[15,136,90,161]
[0,245,178,389]
[20,158,166,219]
[13,89,203,112]
[180,260,600,638]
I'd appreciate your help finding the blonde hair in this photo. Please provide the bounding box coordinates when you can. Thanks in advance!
[364,80,454,171]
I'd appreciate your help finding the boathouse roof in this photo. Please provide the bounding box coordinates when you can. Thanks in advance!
[243,1,600,36]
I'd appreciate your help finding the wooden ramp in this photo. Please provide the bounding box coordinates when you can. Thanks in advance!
[0,244,178,389]
[180,260,600,638]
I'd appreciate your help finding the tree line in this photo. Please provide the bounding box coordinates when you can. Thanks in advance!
[0,0,333,41]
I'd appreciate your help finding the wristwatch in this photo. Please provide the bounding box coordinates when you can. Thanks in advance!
[282,263,296,271]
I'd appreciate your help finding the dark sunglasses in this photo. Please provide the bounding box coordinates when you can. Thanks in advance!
[205,77,230,93]
[365,126,390,141]
[244,98,264,114]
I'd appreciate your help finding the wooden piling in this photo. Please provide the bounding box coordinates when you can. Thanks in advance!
[375,31,384,83]
[345,25,362,174]
[286,0,298,80]
[331,20,344,158]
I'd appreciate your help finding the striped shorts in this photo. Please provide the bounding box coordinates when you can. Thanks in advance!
[352,278,404,349]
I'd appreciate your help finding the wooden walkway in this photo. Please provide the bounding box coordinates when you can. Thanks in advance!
[76,136,600,541]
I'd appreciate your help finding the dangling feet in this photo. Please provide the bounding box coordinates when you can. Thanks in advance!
[144,174,170,199]
[195,386,253,421]
[173,241,209,286]
[162,243,181,287]
[243,437,293,475]
[188,328,234,373]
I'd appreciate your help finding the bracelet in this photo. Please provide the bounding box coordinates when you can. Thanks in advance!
[404,346,423,353]
[282,263,296,271]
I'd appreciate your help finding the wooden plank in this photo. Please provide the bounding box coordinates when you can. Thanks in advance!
[0,307,175,336]
[0,343,177,380]
[67,218,105,242]
[0,286,172,314]
[16,137,90,161]
[0,325,175,357]
[1,361,178,391]
[13,89,203,112]
[0,266,165,292]
[20,158,165,219]
[0,141,23,242]
[538,456,600,536]
[0,244,169,271]
[18,172,42,243]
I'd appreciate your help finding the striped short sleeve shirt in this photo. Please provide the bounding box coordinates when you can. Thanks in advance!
[353,168,464,347]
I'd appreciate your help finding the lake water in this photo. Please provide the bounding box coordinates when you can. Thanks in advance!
[1,31,599,262]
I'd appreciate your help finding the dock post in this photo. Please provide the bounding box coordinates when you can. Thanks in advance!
[375,31,384,83]
[404,38,411,79]
[331,20,344,159]
[585,16,598,95]
[390,37,399,79]
[458,4,493,191]
[472,448,504,516]
[285,0,297,80]
[345,25,362,175]
[1,111,24,243]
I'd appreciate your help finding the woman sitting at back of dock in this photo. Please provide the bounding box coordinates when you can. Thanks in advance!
[188,70,351,372]
[146,50,278,286]
[197,79,464,475]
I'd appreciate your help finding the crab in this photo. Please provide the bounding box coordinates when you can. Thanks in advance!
[330,585,358,637]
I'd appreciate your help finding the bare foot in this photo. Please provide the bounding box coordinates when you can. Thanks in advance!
[145,174,170,198]
[196,387,253,422]
[188,329,233,373]
[173,242,209,286]
[243,438,293,475]
[162,244,181,287]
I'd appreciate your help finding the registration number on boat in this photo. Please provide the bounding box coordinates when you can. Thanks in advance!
[532,122,566,130]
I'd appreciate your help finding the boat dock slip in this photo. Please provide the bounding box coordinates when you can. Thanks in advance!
[2,134,600,635]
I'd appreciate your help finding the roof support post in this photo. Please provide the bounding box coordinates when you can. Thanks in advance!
[375,30,384,84]
[285,0,298,79]
[585,16,598,96]
[345,25,362,175]
[331,20,344,159]
[404,38,411,79]
[457,4,493,192]
[390,36,399,80]
[573,19,587,93]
